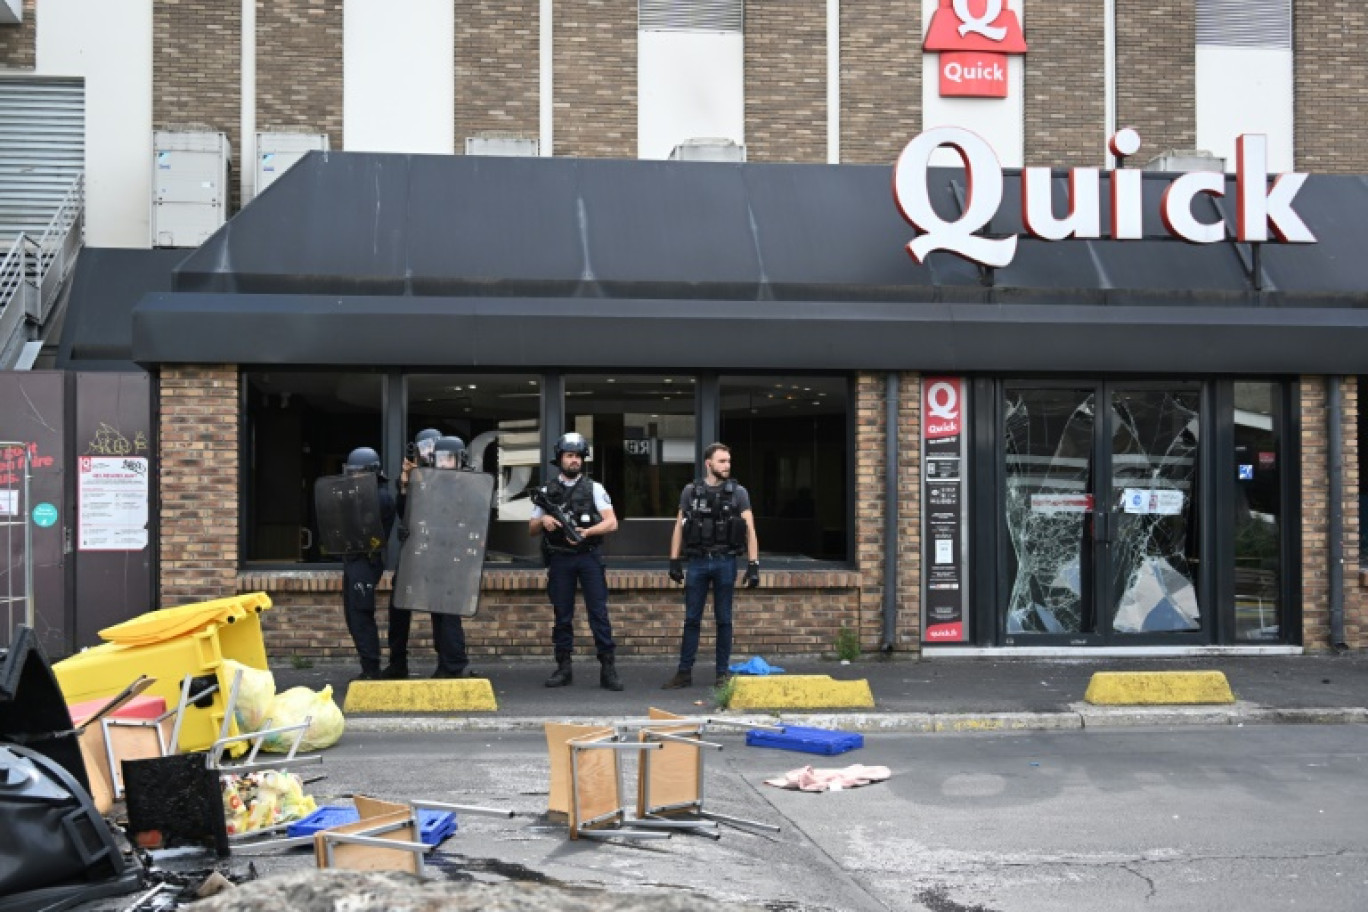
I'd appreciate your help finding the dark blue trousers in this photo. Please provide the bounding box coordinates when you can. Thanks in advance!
[343,554,386,672]
[678,554,737,675]
[546,549,615,658]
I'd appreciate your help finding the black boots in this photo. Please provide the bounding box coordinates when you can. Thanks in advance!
[599,653,624,692]
[544,654,573,687]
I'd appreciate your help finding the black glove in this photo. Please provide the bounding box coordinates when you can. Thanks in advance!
[745,560,760,588]
[668,558,684,584]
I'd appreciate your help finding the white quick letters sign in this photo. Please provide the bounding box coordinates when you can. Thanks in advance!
[892,127,1316,269]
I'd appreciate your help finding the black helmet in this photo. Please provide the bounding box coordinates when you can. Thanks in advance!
[344,446,381,475]
[413,427,442,466]
[433,435,466,470]
[551,432,589,465]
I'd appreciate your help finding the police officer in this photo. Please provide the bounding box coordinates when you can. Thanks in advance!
[340,446,396,680]
[385,431,479,679]
[528,432,623,690]
[661,442,759,689]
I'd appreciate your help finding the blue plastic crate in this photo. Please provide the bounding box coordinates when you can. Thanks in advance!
[745,725,864,756]
[287,805,457,845]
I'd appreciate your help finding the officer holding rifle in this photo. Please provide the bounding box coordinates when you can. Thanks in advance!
[528,432,623,691]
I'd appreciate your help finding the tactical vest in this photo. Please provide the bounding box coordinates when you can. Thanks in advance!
[682,479,747,557]
[541,475,603,555]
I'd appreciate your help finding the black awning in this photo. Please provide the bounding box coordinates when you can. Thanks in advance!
[133,292,1368,374]
[57,248,188,371]
[124,152,1368,373]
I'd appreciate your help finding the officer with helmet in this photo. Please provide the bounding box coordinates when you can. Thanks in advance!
[387,432,479,679]
[661,442,759,689]
[340,446,396,680]
[528,432,623,690]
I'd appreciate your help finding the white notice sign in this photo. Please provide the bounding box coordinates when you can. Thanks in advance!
[78,456,149,551]
[1122,488,1185,516]
[0,491,16,516]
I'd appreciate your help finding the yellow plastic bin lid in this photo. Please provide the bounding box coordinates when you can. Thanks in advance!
[99,593,272,646]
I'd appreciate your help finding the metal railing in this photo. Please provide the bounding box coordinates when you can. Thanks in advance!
[0,172,85,370]
[0,441,34,648]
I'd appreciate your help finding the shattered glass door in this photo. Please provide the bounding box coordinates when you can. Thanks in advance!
[1108,388,1202,634]
[1004,388,1098,635]
[1002,384,1205,642]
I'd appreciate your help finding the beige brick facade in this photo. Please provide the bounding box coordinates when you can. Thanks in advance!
[1295,0,1368,171]
[746,0,826,164]
[1115,0,1195,161]
[154,0,242,209]
[839,0,921,166]
[456,0,540,147]
[0,0,36,70]
[1024,1,1106,167]
[256,0,342,152]
[553,0,634,158]
[159,366,241,606]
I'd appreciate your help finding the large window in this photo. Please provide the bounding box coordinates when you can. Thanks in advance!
[406,374,541,562]
[565,374,696,557]
[720,375,849,561]
[244,371,383,562]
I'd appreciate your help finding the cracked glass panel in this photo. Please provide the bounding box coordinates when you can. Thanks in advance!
[1109,388,1202,634]
[1233,382,1281,641]
[1004,388,1096,635]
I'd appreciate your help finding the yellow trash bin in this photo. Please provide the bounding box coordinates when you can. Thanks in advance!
[54,593,273,752]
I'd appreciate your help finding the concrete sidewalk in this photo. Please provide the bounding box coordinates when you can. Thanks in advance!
[270,651,1368,733]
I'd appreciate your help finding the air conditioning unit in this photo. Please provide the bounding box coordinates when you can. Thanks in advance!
[668,137,746,162]
[1142,149,1225,173]
[465,135,540,157]
[254,130,329,200]
[151,129,232,248]
[0,0,22,25]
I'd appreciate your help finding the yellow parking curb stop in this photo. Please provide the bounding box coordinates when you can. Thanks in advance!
[728,675,875,710]
[343,678,498,713]
[1084,671,1235,705]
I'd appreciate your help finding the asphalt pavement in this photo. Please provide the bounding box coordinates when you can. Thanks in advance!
[270,650,1368,732]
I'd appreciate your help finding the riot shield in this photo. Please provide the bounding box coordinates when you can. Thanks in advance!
[392,469,495,617]
[313,472,386,557]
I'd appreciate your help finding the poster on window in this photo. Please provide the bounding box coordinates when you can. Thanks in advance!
[78,456,149,551]
[922,377,968,643]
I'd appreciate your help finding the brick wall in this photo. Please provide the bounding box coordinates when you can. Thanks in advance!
[1295,0,1368,172]
[1024,1,1105,166]
[553,0,634,158]
[159,366,240,606]
[0,0,35,69]
[456,0,540,147]
[249,568,862,662]
[839,0,920,165]
[256,0,342,151]
[746,0,826,163]
[154,0,242,209]
[1299,376,1364,651]
[1115,0,1195,161]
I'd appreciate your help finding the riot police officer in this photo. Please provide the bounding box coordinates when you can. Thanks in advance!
[661,442,759,689]
[340,446,396,680]
[528,432,623,690]
[387,433,479,679]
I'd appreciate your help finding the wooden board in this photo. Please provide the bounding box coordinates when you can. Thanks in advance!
[313,808,419,873]
[638,707,702,816]
[544,722,611,818]
[568,729,623,839]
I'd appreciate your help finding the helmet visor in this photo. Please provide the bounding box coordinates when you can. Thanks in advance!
[434,450,459,470]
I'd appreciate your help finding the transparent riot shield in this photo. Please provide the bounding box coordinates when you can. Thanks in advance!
[392,469,495,617]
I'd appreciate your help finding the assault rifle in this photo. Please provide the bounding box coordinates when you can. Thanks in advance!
[531,487,584,545]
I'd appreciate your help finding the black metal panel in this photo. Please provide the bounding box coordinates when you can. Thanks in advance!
[392,469,494,617]
[134,292,1368,375]
[312,473,385,557]
[56,248,185,371]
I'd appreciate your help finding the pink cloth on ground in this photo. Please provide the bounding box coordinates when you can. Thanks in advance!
[764,764,892,792]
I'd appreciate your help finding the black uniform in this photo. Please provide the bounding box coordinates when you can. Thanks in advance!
[342,484,396,676]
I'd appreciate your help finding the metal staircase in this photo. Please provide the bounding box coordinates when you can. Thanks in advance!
[0,173,82,369]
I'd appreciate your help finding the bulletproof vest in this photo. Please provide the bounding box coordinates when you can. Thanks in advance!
[682,479,747,556]
[541,475,603,554]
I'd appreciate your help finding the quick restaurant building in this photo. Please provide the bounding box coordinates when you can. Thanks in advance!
[1,0,1364,660]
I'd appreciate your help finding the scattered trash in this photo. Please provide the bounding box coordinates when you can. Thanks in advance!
[727,656,786,676]
[222,769,318,835]
[763,764,891,792]
[746,724,863,756]
[124,752,231,856]
[261,685,345,752]
[222,659,275,732]
[289,804,457,845]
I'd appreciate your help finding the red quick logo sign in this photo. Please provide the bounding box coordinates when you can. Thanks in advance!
[924,379,962,439]
[892,126,1316,269]
[923,0,1027,99]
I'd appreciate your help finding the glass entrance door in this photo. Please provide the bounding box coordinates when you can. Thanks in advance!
[1001,382,1205,644]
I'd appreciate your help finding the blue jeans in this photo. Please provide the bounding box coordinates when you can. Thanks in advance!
[678,554,737,675]
[546,550,614,657]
